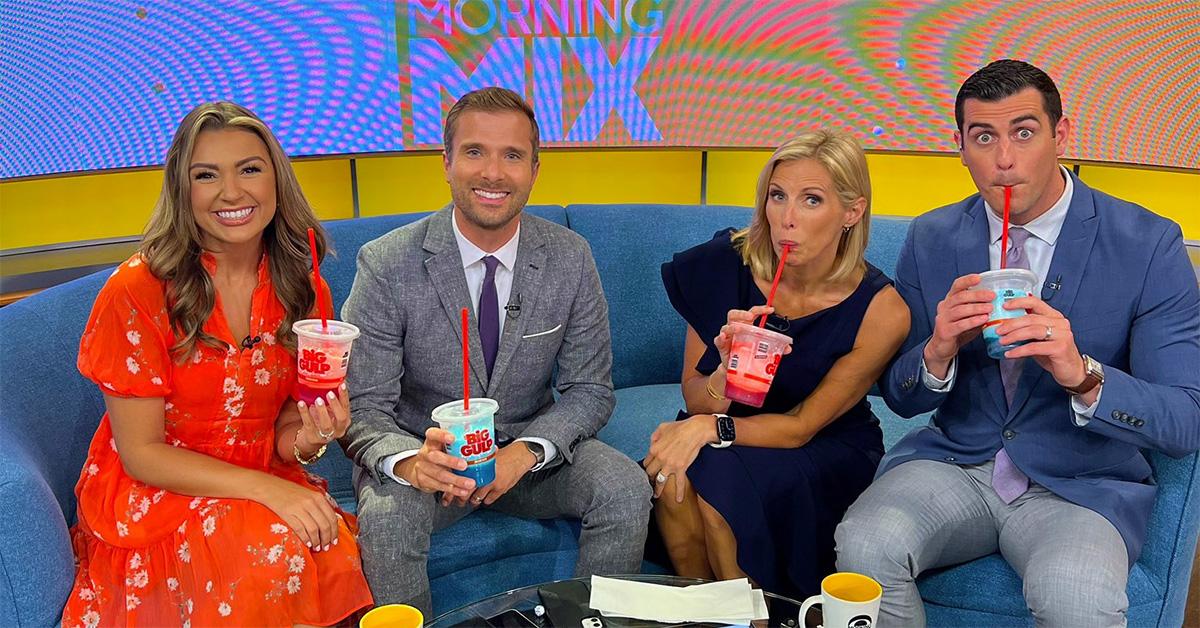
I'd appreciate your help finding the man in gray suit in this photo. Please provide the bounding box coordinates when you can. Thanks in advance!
[341,87,652,613]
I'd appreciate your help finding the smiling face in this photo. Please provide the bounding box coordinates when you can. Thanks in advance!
[955,86,1070,224]
[188,128,277,254]
[443,109,539,243]
[764,158,864,271]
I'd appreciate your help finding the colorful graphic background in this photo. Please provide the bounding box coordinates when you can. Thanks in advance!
[2,0,1196,179]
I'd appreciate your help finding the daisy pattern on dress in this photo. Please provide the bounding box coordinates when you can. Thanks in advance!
[126,357,140,374]
[288,554,305,574]
[81,610,100,628]
[287,575,302,594]
[254,369,271,385]
[126,330,141,345]
[271,523,289,534]
[178,541,191,563]
[218,602,232,617]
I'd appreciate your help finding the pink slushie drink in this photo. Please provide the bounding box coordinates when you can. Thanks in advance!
[292,319,360,404]
[724,322,793,408]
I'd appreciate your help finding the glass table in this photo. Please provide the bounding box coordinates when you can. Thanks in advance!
[428,575,809,628]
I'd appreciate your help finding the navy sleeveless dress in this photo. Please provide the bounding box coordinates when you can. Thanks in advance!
[660,229,888,599]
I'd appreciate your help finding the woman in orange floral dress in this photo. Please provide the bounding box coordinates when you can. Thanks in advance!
[62,102,373,627]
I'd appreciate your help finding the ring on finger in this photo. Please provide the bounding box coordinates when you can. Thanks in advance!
[317,428,336,441]
[655,472,668,484]
[1043,325,1053,341]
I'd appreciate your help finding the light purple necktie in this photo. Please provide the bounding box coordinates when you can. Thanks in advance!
[479,256,500,378]
[994,227,1031,504]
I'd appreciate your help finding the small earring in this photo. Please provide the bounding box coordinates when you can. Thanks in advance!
[842,225,851,234]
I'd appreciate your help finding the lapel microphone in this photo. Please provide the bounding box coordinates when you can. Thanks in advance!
[241,335,262,350]
[1042,274,1063,300]
[505,293,522,319]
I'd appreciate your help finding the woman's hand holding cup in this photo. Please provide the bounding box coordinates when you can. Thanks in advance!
[297,383,351,448]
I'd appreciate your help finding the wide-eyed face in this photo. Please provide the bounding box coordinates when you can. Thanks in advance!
[955,86,1070,224]
[188,128,277,253]
[764,158,863,269]
[443,110,539,234]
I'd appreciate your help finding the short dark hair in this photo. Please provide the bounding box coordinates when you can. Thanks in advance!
[955,59,1063,132]
[443,87,540,162]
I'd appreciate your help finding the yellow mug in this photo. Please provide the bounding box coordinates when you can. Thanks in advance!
[360,603,424,628]
[799,572,881,628]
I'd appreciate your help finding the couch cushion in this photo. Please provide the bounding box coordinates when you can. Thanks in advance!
[864,216,910,279]
[600,383,684,462]
[565,204,753,389]
[0,269,110,519]
[918,553,1161,619]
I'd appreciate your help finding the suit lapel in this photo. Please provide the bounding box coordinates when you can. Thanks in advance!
[957,199,1008,419]
[488,214,546,393]
[1009,174,1100,417]
[422,207,489,388]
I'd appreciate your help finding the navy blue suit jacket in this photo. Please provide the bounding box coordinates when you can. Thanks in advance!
[878,172,1200,562]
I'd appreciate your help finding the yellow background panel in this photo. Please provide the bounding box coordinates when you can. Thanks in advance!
[355,154,448,216]
[0,159,353,250]
[706,150,979,217]
[355,150,702,216]
[0,170,162,250]
[1078,165,1199,240]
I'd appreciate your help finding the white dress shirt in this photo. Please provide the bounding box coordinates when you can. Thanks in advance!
[380,212,558,485]
[921,166,1101,422]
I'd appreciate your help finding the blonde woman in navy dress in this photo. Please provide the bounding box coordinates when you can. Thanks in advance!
[647,131,910,599]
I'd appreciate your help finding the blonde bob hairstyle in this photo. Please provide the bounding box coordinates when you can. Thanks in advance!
[732,131,872,284]
[140,101,329,360]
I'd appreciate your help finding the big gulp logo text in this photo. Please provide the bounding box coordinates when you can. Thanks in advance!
[299,349,330,375]
[460,429,495,458]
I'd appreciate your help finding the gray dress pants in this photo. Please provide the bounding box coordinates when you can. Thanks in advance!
[835,459,1128,627]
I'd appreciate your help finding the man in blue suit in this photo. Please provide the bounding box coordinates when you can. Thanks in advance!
[836,59,1200,626]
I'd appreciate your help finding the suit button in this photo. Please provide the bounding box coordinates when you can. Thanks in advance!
[1003,430,1016,440]
[944,456,956,462]
[1112,410,1122,420]
[1134,419,1145,427]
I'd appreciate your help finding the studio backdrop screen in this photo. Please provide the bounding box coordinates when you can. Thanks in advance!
[2,0,1197,179]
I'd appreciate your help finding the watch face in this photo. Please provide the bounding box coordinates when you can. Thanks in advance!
[717,415,735,443]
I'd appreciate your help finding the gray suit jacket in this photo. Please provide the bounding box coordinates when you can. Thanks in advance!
[341,207,616,484]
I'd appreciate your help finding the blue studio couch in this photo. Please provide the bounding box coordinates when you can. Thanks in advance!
[1,204,1197,626]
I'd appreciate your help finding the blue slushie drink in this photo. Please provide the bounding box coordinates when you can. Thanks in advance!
[432,398,497,487]
[976,268,1038,360]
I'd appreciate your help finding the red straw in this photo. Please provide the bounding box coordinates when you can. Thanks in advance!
[307,228,328,330]
[758,245,792,327]
[999,186,1012,270]
[461,307,470,412]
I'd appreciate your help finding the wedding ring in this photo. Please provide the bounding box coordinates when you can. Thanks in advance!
[317,428,336,441]
[1043,325,1053,341]
[472,497,483,504]
[655,472,668,484]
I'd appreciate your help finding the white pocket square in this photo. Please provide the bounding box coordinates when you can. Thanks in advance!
[522,324,562,339]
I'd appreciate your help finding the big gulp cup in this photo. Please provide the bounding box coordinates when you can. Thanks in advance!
[360,603,423,628]
[799,572,881,628]
[975,269,1038,360]
[724,321,793,408]
[431,398,498,487]
[292,319,360,404]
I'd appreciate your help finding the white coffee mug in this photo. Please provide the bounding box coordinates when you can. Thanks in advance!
[799,572,881,628]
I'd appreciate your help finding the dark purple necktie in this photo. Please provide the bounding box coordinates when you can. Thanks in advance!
[994,227,1031,503]
[479,255,500,377]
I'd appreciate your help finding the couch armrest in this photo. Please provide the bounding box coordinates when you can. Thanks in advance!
[0,436,74,627]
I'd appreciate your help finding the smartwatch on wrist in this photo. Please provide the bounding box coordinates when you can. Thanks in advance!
[709,414,735,448]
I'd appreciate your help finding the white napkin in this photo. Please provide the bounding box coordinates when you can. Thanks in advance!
[589,576,769,624]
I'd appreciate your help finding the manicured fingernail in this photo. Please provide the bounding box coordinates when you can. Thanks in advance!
[315,397,325,407]
[298,401,307,410]
[333,538,339,546]
[306,541,311,548]
[323,544,330,552]
[326,391,336,401]
[339,383,347,391]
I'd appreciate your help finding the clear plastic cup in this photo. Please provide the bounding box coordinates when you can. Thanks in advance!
[975,269,1038,359]
[431,398,498,487]
[292,319,360,404]
[724,322,794,407]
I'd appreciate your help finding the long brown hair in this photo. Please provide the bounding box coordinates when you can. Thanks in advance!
[140,102,329,360]
[733,131,872,283]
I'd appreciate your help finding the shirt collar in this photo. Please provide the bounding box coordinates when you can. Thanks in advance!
[451,210,520,272]
[986,165,1074,246]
